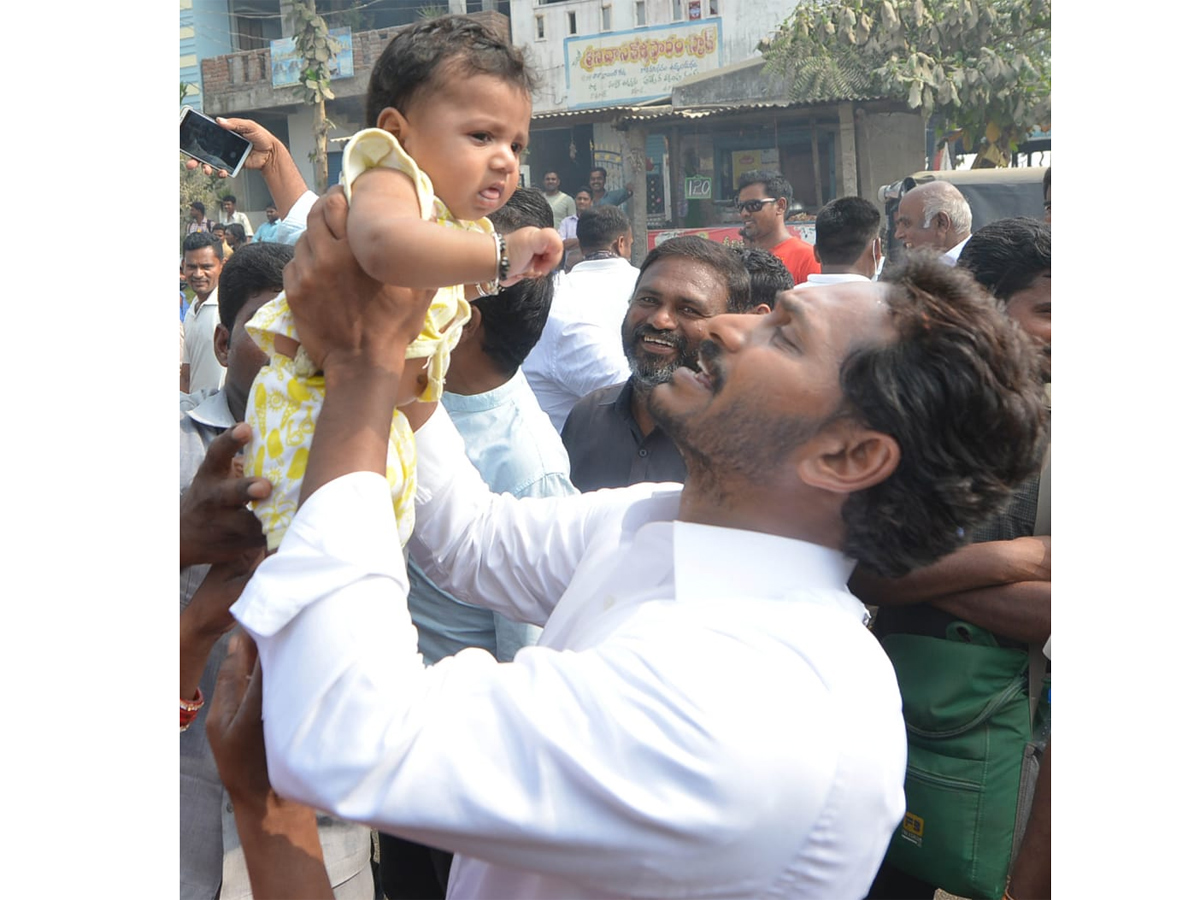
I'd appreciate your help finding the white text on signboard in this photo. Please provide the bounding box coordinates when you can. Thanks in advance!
[565,21,722,109]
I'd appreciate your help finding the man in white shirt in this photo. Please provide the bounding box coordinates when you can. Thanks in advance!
[181,232,226,393]
[523,206,639,431]
[800,196,883,287]
[557,187,592,272]
[218,193,254,236]
[224,191,1050,900]
[893,181,972,265]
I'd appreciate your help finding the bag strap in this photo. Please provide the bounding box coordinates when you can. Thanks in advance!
[1027,643,1046,729]
[1028,432,1051,728]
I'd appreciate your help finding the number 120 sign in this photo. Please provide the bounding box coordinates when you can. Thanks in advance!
[685,176,712,199]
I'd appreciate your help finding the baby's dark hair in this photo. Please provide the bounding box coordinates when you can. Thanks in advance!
[365,15,537,127]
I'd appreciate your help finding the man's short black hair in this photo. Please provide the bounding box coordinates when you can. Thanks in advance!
[638,236,753,312]
[217,242,292,331]
[472,187,556,376]
[577,206,630,254]
[732,247,792,309]
[191,201,206,215]
[489,186,553,232]
[814,197,881,266]
[735,169,793,206]
[210,223,226,234]
[220,194,236,205]
[957,217,1051,302]
[365,15,536,127]
[474,276,554,377]
[837,254,1048,577]
[182,231,223,256]
[589,167,607,181]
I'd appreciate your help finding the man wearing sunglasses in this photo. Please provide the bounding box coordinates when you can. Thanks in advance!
[736,170,820,285]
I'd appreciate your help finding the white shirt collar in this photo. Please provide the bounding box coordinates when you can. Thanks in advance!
[942,235,972,264]
[671,520,865,621]
[186,389,235,430]
[800,273,872,287]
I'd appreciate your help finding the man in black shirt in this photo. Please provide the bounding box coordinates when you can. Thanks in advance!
[560,236,769,491]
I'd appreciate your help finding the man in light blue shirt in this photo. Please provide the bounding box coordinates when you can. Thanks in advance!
[407,188,576,663]
[253,204,281,242]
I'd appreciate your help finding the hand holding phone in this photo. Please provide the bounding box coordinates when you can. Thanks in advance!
[180,108,253,178]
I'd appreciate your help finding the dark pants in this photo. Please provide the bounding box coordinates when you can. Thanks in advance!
[377,833,453,900]
[866,860,939,899]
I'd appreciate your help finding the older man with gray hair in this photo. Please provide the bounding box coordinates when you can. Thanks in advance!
[893,181,973,265]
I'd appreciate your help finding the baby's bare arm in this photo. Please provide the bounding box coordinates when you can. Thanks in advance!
[346,168,500,288]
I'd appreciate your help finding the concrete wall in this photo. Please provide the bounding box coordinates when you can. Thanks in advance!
[854,107,928,211]
[511,0,797,112]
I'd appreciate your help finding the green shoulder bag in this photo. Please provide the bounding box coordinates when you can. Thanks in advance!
[880,622,1049,900]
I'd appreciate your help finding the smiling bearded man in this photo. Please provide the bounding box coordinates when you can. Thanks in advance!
[560,236,771,491]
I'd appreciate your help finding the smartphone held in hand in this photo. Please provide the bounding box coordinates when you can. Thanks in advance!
[180,108,253,178]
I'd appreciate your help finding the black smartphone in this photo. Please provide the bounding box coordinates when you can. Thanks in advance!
[180,108,253,178]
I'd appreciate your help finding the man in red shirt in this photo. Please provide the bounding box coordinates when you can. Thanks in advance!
[736,170,820,284]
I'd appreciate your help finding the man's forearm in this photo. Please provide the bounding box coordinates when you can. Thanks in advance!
[260,139,310,219]
[299,362,399,507]
[229,792,334,900]
[851,536,1050,606]
[928,580,1051,644]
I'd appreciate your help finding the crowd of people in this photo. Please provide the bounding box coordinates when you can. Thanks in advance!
[179,15,1050,900]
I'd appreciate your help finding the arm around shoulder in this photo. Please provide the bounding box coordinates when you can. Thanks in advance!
[851,535,1050,606]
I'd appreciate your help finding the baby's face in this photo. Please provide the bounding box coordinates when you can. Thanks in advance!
[397,72,531,222]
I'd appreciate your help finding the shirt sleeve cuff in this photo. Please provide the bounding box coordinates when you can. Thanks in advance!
[232,471,407,636]
[274,190,319,246]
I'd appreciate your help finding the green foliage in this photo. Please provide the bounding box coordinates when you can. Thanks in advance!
[289,0,340,188]
[761,0,1050,151]
[179,161,224,243]
[291,0,339,106]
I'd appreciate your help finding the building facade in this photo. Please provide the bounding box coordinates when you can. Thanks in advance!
[190,1,926,256]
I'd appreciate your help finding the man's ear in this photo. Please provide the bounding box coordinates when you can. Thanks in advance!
[460,303,484,341]
[813,245,823,265]
[934,210,951,236]
[796,420,900,495]
[753,303,772,316]
[376,107,409,145]
[213,323,232,368]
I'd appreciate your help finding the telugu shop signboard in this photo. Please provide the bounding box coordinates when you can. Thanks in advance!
[565,21,723,109]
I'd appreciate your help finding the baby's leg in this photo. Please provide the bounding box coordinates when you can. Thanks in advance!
[244,356,322,551]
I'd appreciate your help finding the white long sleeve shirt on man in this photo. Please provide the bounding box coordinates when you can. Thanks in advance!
[522,256,638,431]
[232,404,907,899]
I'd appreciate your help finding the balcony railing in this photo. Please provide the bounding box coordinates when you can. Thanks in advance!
[200,13,511,116]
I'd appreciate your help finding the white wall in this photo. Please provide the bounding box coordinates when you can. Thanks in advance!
[511,0,798,112]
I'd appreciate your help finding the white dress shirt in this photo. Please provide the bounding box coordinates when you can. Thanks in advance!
[798,272,873,287]
[233,405,907,899]
[182,290,226,393]
[522,257,639,431]
[941,235,971,266]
